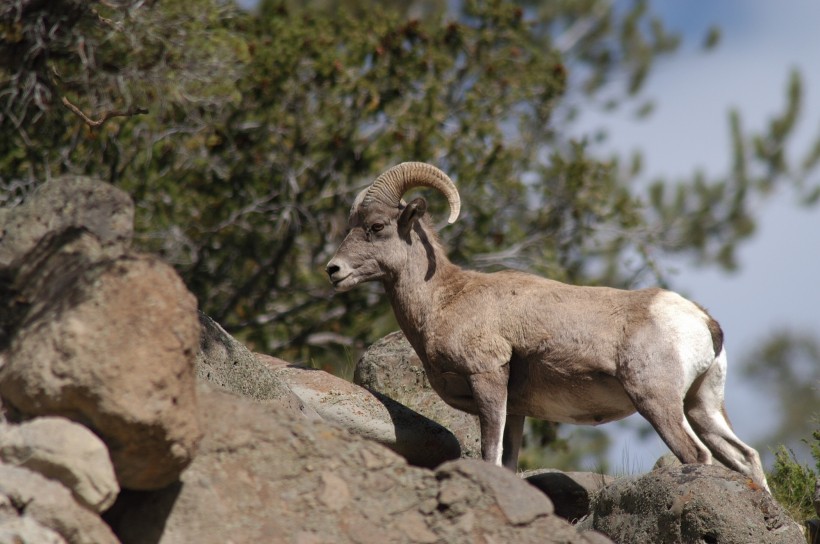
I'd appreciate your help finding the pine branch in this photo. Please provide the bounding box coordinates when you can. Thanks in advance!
[61,96,147,128]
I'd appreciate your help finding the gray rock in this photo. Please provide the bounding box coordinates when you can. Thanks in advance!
[589,463,803,543]
[522,469,614,522]
[0,417,119,512]
[0,464,119,544]
[194,313,316,418]
[106,384,595,544]
[263,358,462,468]
[354,331,482,459]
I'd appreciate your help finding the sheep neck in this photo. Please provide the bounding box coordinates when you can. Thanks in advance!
[384,232,460,345]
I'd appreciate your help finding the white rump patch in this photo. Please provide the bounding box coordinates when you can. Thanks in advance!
[648,291,716,390]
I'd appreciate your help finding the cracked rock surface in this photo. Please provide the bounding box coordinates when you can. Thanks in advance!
[106,384,601,544]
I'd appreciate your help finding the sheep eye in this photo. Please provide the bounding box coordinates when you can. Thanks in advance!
[370,223,384,233]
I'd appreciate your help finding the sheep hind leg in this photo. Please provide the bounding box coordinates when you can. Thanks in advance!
[620,375,712,466]
[684,351,770,492]
[501,414,525,471]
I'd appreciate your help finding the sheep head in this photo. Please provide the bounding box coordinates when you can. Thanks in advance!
[326,162,460,291]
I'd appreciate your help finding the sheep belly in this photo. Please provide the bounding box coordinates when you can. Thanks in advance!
[507,371,637,425]
[425,364,637,425]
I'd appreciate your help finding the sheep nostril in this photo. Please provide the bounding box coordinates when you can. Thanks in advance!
[326,264,340,278]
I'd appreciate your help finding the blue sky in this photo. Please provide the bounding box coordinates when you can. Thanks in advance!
[577,0,820,471]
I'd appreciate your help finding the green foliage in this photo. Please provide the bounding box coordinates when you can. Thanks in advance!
[768,427,820,523]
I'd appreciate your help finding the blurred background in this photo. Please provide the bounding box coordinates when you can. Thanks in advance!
[2,0,818,476]
[574,1,820,474]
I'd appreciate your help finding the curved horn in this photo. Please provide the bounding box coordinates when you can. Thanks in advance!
[364,162,461,224]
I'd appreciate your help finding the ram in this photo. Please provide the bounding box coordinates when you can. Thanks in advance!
[326,162,769,491]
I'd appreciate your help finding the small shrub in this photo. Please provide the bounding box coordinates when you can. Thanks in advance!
[768,427,820,523]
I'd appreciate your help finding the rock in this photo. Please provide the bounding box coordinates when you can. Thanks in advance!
[0,175,133,271]
[0,513,68,544]
[262,356,462,468]
[0,251,202,490]
[653,451,728,471]
[589,464,803,543]
[0,177,133,348]
[522,469,614,522]
[0,464,119,544]
[200,316,461,468]
[439,459,554,523]
[195,313,316,419]
[354,331,481,459]
[0,176,202,490]
[0,417,119,512]
[652,452,682,470]
[106,384,598,544]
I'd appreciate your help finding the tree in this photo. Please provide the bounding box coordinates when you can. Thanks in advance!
[742,332,820,460]
[2,0,818,470]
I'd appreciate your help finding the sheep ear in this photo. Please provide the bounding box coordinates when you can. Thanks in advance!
[398,197,427,240]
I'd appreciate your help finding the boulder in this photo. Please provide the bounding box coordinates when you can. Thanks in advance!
[0,176,202,490]
[0,464,119,544]
[589,464,803,543]
[0,417,119,512]
[354,331,481,459]
[106,384,603,544]
[195,313,316,419]
[0,177,133,348]
[0,175,133,271]
[260,355,462,468]
[522,469,614,522]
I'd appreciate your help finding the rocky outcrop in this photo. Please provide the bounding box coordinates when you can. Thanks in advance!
[106,384,599,544]
[0,177,202,490]
[354,331,482,460]
[588,463,803,543]
[0,417,118,512]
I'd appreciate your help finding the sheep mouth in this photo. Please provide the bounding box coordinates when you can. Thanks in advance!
[330,275,355,291]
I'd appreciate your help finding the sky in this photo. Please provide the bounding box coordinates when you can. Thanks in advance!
[575,0,820,472]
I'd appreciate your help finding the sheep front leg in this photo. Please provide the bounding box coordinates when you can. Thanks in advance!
[468,368,509,467]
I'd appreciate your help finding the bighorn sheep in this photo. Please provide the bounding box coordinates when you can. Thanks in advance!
[326,162,769,491]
